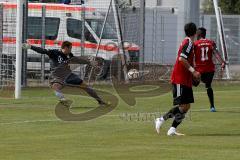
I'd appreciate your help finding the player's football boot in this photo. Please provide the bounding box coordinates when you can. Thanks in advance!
[98,101,111,107]
[210,107,216,112]
[155,117,165,134]
[167,127,185,136]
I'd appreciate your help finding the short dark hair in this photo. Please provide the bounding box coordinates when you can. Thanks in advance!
[197,27,207,39]
[184,22,197,37]
[61,41,72,49]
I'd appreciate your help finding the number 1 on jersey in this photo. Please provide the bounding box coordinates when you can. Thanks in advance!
[201,47,209,61]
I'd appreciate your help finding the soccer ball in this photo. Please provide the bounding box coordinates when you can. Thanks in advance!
[127,69,140,79]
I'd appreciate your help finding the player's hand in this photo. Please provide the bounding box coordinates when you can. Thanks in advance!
[193,71,201,80]
[22,43,31,50]
[90,60,98,67]
[221,62,226,69]
[87,56,98,67]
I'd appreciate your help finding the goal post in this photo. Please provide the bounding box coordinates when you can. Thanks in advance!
[15,0,24,99]
[213,0,230,79]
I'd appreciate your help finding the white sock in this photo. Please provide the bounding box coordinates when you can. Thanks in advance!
[160,117,165,121]
[55,91,65,100]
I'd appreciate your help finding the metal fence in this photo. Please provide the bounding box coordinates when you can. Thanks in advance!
[1,0,240,91]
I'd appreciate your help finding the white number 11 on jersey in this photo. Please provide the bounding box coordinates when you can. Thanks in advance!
[201,47,209,61]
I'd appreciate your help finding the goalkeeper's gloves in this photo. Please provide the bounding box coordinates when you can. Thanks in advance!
[88,56,98,67]
[22,43,31,50]
[221,61,226,69]
[90,59,98,67]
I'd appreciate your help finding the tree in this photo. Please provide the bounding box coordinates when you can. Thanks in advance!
[202,0,240,14]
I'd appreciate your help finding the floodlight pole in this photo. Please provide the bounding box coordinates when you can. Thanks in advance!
[15,0,24,99]
[213,0,230,79]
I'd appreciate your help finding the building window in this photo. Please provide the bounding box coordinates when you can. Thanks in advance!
[157,0,162,6]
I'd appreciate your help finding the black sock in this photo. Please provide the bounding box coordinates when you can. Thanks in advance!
[85,87,103,104]
[163,106,181,121]
[207,88,214,108]
[172,112,186,128]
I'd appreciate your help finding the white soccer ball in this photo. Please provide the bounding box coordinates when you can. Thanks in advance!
[127,69,140,79]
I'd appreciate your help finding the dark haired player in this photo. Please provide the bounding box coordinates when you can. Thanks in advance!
[155,22,201,136]
[22,41,107,106]
[194,27,225,112]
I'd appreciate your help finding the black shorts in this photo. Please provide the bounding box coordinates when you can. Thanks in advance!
[172,84,194,105]
[201,72,214,88]
[64,73,83,85]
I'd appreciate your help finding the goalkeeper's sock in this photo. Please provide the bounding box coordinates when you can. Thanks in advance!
[85,87,103,104]
[163,106,181,121]
[207,87,214,108]
[55,90,65,100]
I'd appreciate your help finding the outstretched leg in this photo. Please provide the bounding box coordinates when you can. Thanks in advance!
[80,83,105,105]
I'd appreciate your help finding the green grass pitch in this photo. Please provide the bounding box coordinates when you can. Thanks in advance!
[0,82,240,160]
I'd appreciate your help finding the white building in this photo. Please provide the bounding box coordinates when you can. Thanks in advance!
[146,0,177,7]
[146,0,205,8]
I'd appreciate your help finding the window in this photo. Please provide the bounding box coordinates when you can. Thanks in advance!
[67,18,96,43]
[86,19,117,39]
[67,18,83,39]
[157,0,162,6]
[28,17,60,40]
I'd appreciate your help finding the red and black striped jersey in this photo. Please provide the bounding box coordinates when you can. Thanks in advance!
[171,37,194,87]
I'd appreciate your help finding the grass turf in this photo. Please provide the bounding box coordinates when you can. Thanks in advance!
[0,82,240,160]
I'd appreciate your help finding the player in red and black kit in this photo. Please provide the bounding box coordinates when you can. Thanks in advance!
[194,27,225,112]
[155,22,201,136]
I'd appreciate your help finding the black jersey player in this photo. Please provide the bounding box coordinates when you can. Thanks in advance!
[23,41,107,106]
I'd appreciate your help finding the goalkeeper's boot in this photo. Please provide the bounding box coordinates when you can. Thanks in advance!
[59,98,73,107]
[98,100,111,107]
[167,127,185,136]
[155,117,165,134]
[210,107,216,112]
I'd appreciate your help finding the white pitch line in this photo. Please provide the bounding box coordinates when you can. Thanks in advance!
[0,106,239,125]
[0,119,59,125]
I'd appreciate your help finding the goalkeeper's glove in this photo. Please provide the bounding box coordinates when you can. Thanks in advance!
[22,43,31,50]
[88,56,98,67]
[90,59,98,67]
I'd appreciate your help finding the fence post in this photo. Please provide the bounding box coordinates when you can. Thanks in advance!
[81,4,85,56]
[139,0,145,79]
[41,5,46,84]
[0,4,3,87]
[80,4,86,78]
[22,0,28,87]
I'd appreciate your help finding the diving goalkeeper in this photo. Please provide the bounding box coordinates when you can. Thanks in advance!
[22,41,107,106]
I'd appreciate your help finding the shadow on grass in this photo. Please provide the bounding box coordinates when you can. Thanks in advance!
[55,86,118,121]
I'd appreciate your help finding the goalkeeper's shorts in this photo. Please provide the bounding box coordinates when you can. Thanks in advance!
[64,73,83,85]
[50,73,83,86]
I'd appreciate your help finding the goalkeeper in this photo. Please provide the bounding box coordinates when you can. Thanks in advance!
[22,41,107,106]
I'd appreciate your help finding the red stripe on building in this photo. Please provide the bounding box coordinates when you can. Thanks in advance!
[2,3,95,12]
[3,38,139,52]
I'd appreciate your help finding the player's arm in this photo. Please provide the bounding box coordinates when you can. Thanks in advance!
[179,57,200,79]
[22,43,51,56]
[212,42,226,69]
[68,56,98,67]
[179,40,200,79]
